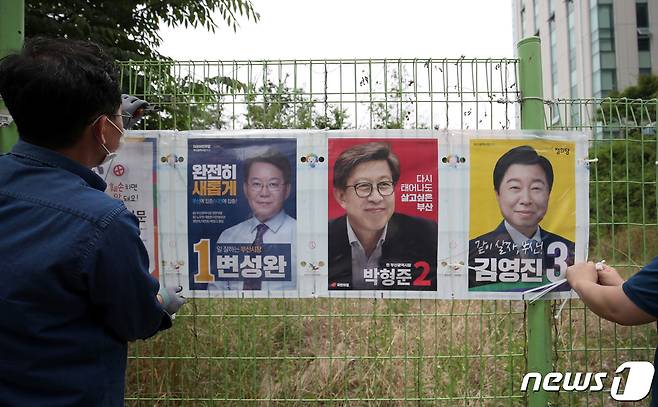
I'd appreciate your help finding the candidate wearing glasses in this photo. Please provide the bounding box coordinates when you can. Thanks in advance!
[329,142,438,290]
[216,149,296,291]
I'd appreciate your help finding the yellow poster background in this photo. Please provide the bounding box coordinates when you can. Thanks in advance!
[469,139,576,241]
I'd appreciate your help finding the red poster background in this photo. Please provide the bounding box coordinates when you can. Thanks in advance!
[327,138,438,221]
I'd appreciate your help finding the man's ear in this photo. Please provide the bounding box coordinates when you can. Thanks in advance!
[91,116,107,145]
[333,187,347,209]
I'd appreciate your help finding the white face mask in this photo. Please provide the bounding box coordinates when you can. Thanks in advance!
[97,115,125,166]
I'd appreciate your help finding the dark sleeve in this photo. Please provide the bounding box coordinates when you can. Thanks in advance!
[622,256,658,318]
[84,208,171,341]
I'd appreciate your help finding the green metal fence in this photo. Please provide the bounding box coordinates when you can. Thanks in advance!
[116,48,658,405]
[122,56,529,406]
[551,95,658,406]
[0,1,654,401]
[0,48,653,405]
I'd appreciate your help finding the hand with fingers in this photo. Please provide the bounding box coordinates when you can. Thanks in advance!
[157,285,187,316]
[120,94,152,129]
[566,261,598,290]
[595,261,625,287]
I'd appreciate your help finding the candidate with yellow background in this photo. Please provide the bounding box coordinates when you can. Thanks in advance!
[468,140,576,292]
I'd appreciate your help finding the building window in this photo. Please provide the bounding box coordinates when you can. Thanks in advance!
[636,0,651,75]
[591,0,616,98]
[640,68,652,76]
[636,1,649,28]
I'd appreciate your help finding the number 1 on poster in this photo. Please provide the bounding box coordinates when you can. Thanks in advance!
[193,239,215,283]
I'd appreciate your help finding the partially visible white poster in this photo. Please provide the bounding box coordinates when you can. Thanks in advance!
[95,136,159,278]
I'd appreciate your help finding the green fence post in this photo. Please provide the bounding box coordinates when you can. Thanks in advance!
[0,0,24,153]
[517,36,551,407]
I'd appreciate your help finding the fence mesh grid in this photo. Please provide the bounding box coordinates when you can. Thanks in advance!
[119,58,657,405]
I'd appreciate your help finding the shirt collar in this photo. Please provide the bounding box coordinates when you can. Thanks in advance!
[504,220,541,247]
[346,217,388,248]
[248,210,287,233]
[10,140,107,192]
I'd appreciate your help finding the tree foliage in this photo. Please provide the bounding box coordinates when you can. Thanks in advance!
[25,0,260,60]
[134,68,247,130]
[608,75,658,100]
[244,79,349,130]
[368,69,421,129]
[25,1,260,130]
[597,74,658,127]
[592,74,657,225]
[592,140,656,224]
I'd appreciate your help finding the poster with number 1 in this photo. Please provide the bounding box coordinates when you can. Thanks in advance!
[187,138,297,294]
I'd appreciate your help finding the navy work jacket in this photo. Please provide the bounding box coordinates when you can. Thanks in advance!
[623,256,658,406]
[0,140,171,406]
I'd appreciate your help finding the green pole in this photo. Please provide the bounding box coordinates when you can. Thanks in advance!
[0,0,24,153]
[518,36,551,407]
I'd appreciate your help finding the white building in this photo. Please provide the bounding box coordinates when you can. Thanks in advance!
[512,0,658,106]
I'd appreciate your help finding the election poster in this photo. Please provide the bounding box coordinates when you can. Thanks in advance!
[187,138,297,293]
[327,137,438,291]
[96,137,159,278]
[468,139,576,294]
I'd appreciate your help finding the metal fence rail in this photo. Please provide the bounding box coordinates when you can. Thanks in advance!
[550,97,657,406]
[120,57,658,406]
[119,58,519,132]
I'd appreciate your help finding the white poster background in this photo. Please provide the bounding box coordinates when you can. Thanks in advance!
[95,135,159,278]
[103,130,588,301]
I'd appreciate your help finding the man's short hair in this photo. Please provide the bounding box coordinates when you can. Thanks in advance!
[493,145,554,192]
[243,149,292,184]
[0,37,121,149]
[333,142,401,189]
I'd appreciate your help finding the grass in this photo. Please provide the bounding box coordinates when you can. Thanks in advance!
[125,226,658,406]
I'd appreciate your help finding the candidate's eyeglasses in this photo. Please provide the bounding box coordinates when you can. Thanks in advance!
[345,181,395,198]
[248,181,285,193]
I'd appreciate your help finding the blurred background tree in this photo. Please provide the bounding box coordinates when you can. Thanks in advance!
[25,0,259,130]
[25,0,259,60]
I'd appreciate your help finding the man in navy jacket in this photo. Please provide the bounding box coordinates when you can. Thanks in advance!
[0,38,184,406]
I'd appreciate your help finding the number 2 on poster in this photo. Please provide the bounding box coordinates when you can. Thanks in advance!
[413,261,431,287]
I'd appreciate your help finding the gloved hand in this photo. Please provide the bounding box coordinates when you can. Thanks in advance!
[120,94,152,130]
[157,285,186,316]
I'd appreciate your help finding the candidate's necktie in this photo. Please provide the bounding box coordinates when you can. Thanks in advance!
[253,223,268,246]
[243,223,268,290]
